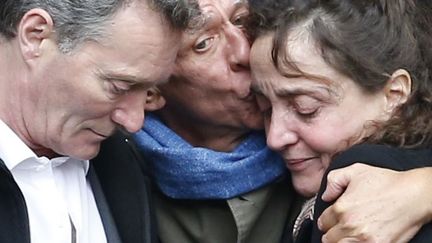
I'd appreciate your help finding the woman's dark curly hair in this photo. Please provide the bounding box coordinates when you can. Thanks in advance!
[248,0,432,149]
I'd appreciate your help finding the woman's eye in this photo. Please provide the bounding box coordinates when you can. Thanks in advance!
[294,96,321,119]
[296,107,319,118]
[294,102,320,118]
[194,37,214,52]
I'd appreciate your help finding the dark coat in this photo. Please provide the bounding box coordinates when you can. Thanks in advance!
[0,131,157,243]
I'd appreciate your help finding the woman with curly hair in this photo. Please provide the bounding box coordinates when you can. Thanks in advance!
[249,0,432,242]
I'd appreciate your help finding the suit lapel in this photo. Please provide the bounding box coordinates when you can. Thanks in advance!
[91,132,157,243]
[88,165,122,243]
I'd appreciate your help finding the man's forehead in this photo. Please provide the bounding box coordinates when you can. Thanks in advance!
[199,0,247,13]
[199,0,247,24]
[233,0,247,6]
[179,0,248,46]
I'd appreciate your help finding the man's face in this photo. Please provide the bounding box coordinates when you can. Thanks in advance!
[158,0,264,132]
[24,2,179,160]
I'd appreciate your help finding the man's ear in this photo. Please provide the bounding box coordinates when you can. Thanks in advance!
[145,87,166,111]
[18,8,55,60]
[384,69,412,113]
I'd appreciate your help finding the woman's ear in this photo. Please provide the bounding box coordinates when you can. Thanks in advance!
[145,87,166,111]
[18,8,55,60]
[384,69,412,113]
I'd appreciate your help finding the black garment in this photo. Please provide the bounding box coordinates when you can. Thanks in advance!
[279,195,308,243]
[310,144,432,243]
[294,218,313,243]
[93,131,158,243]
[0,158,30,243]
[0,131,157,243]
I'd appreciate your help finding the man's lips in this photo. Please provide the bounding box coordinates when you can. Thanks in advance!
[90,129,110,138]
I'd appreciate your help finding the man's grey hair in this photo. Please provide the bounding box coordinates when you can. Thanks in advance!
[0,0,200,53]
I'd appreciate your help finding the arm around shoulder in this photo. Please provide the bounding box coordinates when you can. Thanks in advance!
[316,164,432,243]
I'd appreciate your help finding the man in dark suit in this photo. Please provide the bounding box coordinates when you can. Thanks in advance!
[0,0,199,242]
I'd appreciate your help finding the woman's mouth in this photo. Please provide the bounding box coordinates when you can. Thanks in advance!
[284,157,318,172]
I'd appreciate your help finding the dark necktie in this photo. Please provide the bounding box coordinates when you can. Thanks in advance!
[69,216,76,243]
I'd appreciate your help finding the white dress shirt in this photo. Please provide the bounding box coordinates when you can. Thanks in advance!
[0,119,107,243]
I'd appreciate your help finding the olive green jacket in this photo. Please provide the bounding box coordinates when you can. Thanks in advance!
[154,177,301,243]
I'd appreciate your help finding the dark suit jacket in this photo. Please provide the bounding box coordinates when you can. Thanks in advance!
[0,131,157,243]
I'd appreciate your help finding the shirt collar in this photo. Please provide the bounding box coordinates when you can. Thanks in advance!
[51,157,90,173]
[0,119,89,173]
[0,119,37,170]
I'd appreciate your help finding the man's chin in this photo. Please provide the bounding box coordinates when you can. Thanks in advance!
[67,143,101,160]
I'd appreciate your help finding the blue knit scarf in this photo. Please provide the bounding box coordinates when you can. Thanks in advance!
[133,113,286,199]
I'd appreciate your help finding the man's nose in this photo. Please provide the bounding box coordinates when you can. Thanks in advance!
[111,90,146,133]
[226,25,250,72]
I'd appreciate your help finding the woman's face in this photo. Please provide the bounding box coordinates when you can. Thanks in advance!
[250,33,387,197]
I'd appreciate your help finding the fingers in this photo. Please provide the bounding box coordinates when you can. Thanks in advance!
[337,238,362,243]
[321,225,350,243]
[318,206,338,232]
[318,165,430,243]
[323,222,421,243]
[318,198,355,234]
[319,164,367,233]
[321,222,374,243]
[321,166,354,202]
[322,233,362,243]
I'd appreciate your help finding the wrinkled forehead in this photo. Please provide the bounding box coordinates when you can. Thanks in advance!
[198,0,248,18]
[252,27,322,73]
[250,34,277,88]
[198,0,247,7]
[250,33,273,65]
[250,30,333,85]
[178,0,248,50]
